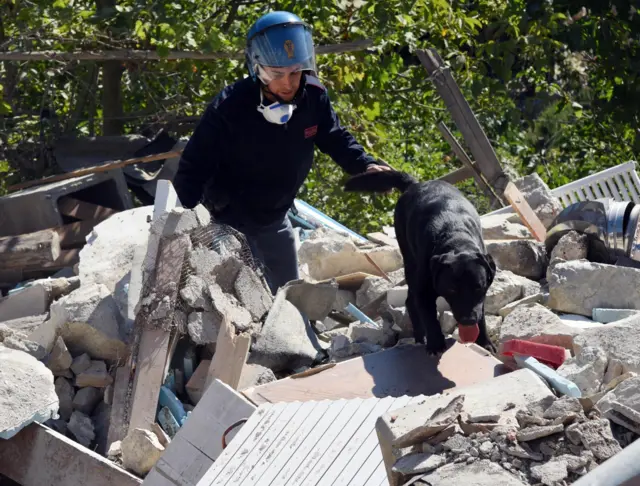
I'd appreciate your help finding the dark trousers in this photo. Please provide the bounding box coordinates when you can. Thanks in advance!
[219,215,299,294]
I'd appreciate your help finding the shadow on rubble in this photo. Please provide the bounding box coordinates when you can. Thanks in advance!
[363,338,503,399]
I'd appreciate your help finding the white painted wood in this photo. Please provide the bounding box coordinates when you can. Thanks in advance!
[362,462,389,486]
[621,171,640,202]
[153,179,182,221]
[265,398,355,486]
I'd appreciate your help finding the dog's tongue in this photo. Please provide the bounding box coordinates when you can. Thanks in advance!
[458,323,480,344]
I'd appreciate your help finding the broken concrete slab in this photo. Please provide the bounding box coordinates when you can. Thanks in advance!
[188,246,223,278]
[54,376,74,421]
[392,452,446,476]
[481,213,532,241]
[530,459,568,485]
[516,424,564,441]
[499,303,582,349]
[284,279,338,321]
[0,284,49,323]
[557,346,608,396]
[596,374,640,434]
[75,360,113,388]
[187,311,220,345]
[548,260,640,316]
[485,270,529,315]
[356,276,395,307]
[592,307,640,324]
[72,386,102,415]
[486,239,548,280]
[0,314,48,341]
[387,285,408,308]
[417,459,528,485]
[46,336,72,374]
[214,255,244,294]
[207,282,253,333]
[0,347,59,440]
[179,275,212,311]
[512,172,563,229]
[249,288,323,372]
[121,428,165,476]
[565,419,622,461]
[67,410,95,448]
[234,265,272,320]
[549,230,588,263]
[2,335,47,360]
[298,236,403,281]
[498,293,544,318]
[348,320,395,347]
[237,363,277,391]
[70,353,91,375]
[573,315,640,374]
[52,283,127,362]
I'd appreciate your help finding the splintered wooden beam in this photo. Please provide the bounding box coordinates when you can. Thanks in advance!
[205,315,251,392]
[58,197,118,221]
[0,229,61,269]
[503,181,548,242]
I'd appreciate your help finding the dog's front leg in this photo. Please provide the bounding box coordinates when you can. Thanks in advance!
[406,290,426,345]
[422,298,446,357]
[474,304,497,354]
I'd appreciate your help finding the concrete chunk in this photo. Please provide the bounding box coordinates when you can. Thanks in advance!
[486,239,548,280]
[207,283,253,333]
[70,353,91,375]
[512,172,563,229]
[596,375,640,434]
[187,311,221,345]
[567,419,622,461]
[249,288,322,372]
[0,347,59,440]
[54,376,74,421]
[53,283,128,362]
[548,260,640,316]
[550,230,588,263]
[557,346,608,395]
[121,428,165,476]
[284,279,338,321]
[234,266,272,320]
[419,459,528,485]
[516,424,564,441]
[238,363,277,391]
[0,284,49,322]
[530,459,568,486]
[179,275,212,311]
[392,452,446,475]
[2,335,47,360]
[67,410,95,448]
[188,246,223,278]
[481,213,531,240]
[46,336,72,373]
[356,276,395,307]
[485,270,525,315]
[75,360,113,388]
[72,386,102,415]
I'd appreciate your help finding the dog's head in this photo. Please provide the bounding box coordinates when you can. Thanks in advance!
[430,251,496,325]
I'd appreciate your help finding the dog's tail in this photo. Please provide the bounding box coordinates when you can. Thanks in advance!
[343,170,417,194]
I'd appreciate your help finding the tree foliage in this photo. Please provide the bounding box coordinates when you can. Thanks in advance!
[1,0,639,234]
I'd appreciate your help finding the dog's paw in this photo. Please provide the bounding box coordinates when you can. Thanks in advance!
[425,341,446,358]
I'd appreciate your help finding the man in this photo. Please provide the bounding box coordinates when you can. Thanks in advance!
[173,11,390,294]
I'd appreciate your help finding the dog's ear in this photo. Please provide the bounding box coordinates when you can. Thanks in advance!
[478,252,497,285]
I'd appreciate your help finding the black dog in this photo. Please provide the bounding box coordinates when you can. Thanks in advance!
[344,170,497,356]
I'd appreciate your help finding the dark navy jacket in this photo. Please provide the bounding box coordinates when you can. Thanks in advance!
[173,74,377,225]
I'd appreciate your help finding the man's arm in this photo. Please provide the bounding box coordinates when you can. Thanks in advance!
[314,90,386,175]
[173,104,227,208]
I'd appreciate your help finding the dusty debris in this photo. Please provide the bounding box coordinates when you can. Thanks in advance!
[46,336,73,373]
[512,172,563,229]
[67,410,95,448]
[187,311,220,345]
[207,282,253,333]
[284,279,338,321]
[75,360,113,388]
[70,352,91,375]
[486,240,548,280]
[72,387,102,415]
[234,265,272,320]
[120,428,165,476]
[54,376,74,421]
[557,347,608,396]
[179,275,212,310]
[481,213,532,241]
[596,375,640,434]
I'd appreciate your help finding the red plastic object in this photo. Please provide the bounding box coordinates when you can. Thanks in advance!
[458,324,480,344]
[501,339,566,369]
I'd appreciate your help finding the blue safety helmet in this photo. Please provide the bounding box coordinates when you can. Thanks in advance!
[245,11,316,84]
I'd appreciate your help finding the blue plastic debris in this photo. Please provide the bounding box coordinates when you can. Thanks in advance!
[183,348,196,383]
[159,385,187,425]
[158,406,180,439]
[514,355,582,398]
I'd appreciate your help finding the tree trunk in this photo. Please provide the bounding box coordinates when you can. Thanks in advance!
[96,0,124,135]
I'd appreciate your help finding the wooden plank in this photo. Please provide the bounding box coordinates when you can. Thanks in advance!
[0,423,141,486]
[417,48,509,193]
[0,228,61,269]
[319,271,377,291]
[54,219,99,247]
[106,361,133,449]
[58,196,118,221]
[366,232,399,248]
[128,329,172,432]
[437,164,475,184]
[186,359,211,404]
[503,181,547,242]
[241,342,505,405]
[205,315,251,391]
[9,150,183,192]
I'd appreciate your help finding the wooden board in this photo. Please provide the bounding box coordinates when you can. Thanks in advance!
[0,228,61,269]
[58,196,118,221]
[55,219,99,247]
[0,423,141,486]
[242,342,506,405]
[186,359,211,404]
[144,379,257,486]
[195,394,428,486]
[205,316,251,391]
[320,272,377,291]
[9,150,183,192]
[503,181,547,242]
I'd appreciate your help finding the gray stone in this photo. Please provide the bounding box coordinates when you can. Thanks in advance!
[318,317,345,333]
[121,428,165,476]
[393,396,465,448]
[530,460,569,486]
[237,363,277,390]
[70,353,91,375]
[206,283,254,333]
[187,311,221,345]
[543,397,584,420]
[444,434,472,453]
[573,315,640,374]
[348,321,392,347]
[44,418,68,435]
[512,172,563,229]
[556,454,589,472]
[46,336,73,373]
[557,347,608,396]
[284,279,338,321]
[329,336,381,360]
[485,270,525,315]
[234,266,272,320]
[0,284,49,323]
[249,288,323,372]
[156,206,201,238]
[0,314,48,342]
[334,289,357,311]
[498,293,544,318]
[75,360,113,388]
[2,335,47,360]
[188,246,223,278]
[486,239,548,280]
[596,375,640,434]
[549,260,640,316]
[516,424,564,441]
[479,441,494,456]
[52,283,127,362]
[499,303,581,349]
[67,410,95,448]
[214,255,244,294]
[356,276,394,307]
[550,231,588,263]
[392,452,446,475]
[419,459,528,485]
[567,419,622,461]
[481,214,531,240]
[179,275,212,310]
[72,386,102,415]
[54,376,74,421]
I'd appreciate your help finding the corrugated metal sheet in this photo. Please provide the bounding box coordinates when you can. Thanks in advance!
[196,395,427,486]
